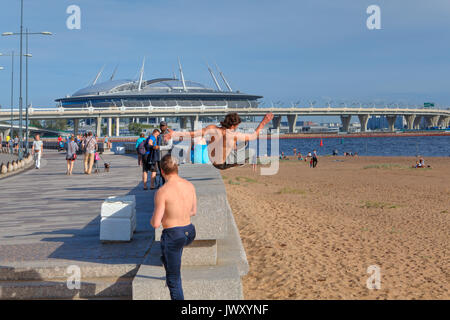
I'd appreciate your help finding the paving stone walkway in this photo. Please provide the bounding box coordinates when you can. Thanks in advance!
[0,150,155,269]
[0,154,18,165]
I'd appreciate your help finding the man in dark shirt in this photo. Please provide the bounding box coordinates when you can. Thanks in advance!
[156,121,173,185]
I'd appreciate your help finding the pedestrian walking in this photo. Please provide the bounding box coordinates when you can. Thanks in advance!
[66,136,79,175]
[82,132,98,175]
[156,121,173,185]
[32,134,43,169]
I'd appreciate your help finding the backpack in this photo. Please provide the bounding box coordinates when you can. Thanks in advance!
[137,139,148,156]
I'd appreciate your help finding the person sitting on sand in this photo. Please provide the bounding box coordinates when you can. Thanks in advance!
[164,112,274,170]
[280,151,288,160]
[413,157,431,168]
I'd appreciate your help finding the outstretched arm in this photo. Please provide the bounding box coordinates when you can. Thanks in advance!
[235,112,274,142]
[164,125,217,142]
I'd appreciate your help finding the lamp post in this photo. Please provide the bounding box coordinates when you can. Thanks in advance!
[2,31,52,157]
[0,51,16,153]
[2,0,52,159]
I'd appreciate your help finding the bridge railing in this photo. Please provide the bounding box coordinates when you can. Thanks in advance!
[24,105,229,115]
[1,105,449,117]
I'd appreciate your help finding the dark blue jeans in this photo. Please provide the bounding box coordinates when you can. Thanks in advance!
[160,223,196,300]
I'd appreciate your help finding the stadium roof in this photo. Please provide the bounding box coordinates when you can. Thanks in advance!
[72,78,216,97]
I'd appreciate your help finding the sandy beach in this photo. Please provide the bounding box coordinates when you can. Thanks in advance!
[221,156,449,299]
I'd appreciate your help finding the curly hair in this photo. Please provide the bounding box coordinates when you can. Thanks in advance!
[220,112,241,129]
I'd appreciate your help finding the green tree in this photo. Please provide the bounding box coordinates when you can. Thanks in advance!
[128,122,145,136]
[30,119,43,128]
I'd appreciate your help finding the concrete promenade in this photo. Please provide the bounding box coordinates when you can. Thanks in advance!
[0,150,155,299]
[0,154,18,164]
[0,149,248,300]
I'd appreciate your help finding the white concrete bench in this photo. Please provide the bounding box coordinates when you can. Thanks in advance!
[100,195,136,242]
[114,146,126,155]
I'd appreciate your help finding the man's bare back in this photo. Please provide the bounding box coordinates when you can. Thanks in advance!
[151,154,197,300]
[151,175,197,229]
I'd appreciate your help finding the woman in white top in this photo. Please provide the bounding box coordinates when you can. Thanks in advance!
[32,134,43,169]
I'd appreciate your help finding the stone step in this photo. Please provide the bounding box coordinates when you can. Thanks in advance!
[0,263,139,281]
[0,276,133,300]
[179,240,217,266]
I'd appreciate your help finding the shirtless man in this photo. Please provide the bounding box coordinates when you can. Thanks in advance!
[150,154,197,300]
[165,112,274,170]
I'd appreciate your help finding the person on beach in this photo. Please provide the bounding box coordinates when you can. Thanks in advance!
[136,133,146,166]
[151,154,197,300]
[414,157,430,168]
[280,151,288,160]
[156,121,173,185]
[306,151,312,164]
[83,131,98,175]
[293,148,297,156]
[66,136,78,175]
[142,129,160,190]
[31,134,43,169]
[164,112,274,170]
[312,149,318,168]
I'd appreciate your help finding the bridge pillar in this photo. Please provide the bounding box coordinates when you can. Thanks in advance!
[386,115,397,132]
[358,115,369,132]
[271,116,282,131]
[107,117,113,137]
[425,115,439,128]
[287,114,297,133]
[413,116,422,130]
[180,117,188,130]
[437,115,448,128]
[2,128,11,141]
[190,115,199,131]
[404,114,416,130]
[96,117,102,137]
[73,119,79,136]
[340,115,351,132]
[115,117,120,136]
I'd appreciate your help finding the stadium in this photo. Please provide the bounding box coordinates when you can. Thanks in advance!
[55,62,263,110]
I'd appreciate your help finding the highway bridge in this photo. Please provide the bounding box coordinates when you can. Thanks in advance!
[0,106,449,137]
[0,122,63,140]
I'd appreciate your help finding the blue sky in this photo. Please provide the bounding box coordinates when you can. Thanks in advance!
[1,0,450,118]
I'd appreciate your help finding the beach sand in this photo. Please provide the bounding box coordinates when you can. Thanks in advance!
[221,156,449,299]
